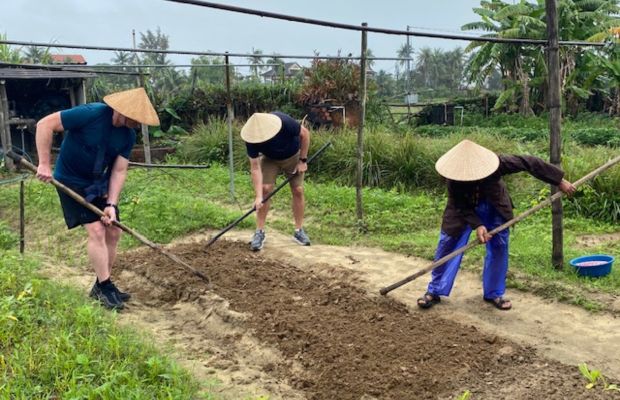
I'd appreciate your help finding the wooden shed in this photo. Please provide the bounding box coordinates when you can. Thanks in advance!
[0,63,95,169]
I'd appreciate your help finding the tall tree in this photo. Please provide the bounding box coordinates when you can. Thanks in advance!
[137,27,186,98]
[247,47,264,80]
[190,54,227,85]
[23,45,51,64]
[462,0,619,115]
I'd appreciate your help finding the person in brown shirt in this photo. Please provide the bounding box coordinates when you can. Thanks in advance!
[417,140,576,310]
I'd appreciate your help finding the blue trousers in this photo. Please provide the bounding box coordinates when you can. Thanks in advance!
[427,201,509,299]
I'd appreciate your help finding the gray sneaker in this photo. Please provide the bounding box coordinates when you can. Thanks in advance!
[250,230,266,251]
[293,228,311,246]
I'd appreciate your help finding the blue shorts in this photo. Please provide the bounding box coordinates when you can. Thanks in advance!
[56,188,120,229]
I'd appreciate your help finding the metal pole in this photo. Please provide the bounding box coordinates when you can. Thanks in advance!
[225,53,235,201]
[406,25,411,95]
[355,22,368,224]
[19,179,25,254]
[546,0,564,269]
[133,29,152,166]
[406,25,412,118]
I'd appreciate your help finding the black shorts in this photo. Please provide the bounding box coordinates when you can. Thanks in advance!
[56,188,121,230]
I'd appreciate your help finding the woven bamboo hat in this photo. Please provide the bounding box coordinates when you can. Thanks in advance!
[103,87,160,126]
[435,139,500,181]
[240,113,282,143]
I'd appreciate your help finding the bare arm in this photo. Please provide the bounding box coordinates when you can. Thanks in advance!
[296,125,311,173]
[249,157,264,210]
[35,112,64,182]
[101,156,129,225]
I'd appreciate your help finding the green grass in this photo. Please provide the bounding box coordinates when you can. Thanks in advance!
[0,251,204,399]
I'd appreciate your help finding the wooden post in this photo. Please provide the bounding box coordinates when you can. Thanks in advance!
[0,80,14,170]
[137,74,152,165]
[77,79,87,105]
[19,179,24,254]
[68,87,76,107]
[133,29,151,165]
[356,22,368,224]
[546,0,564,269]
[225,53,235,200]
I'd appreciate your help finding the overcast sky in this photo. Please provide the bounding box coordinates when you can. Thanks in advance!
[3,0,487,73]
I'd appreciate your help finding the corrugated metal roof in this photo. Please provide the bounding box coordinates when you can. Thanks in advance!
[0,68,95,79]
[50,54,87,65]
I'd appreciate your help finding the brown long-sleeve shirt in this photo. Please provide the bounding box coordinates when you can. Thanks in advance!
[441,155,565,237]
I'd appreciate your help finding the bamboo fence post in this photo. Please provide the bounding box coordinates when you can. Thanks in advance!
[546,0,564,269]
[380,155,620,296]
[355,22,368,225]
[133,29,152,166]
[0,80,14,170]
[225,53,236,201]
[19,179,24,254]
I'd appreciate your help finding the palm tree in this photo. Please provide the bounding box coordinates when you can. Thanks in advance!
[397,42,414,92]
[23,45,51,64]
[247,47,264,80]
[266,53,285,81]
[462,0,619,115]
[0,34,22,63]
[112,51,132,65]
[415,47,434,88]
[364,48,376,69]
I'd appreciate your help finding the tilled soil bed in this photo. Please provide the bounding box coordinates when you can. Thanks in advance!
[116,240,617,400]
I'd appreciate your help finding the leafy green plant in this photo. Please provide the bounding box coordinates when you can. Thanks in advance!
[578,363,620,391]
[456,390,472,400]
[579,362,602,389]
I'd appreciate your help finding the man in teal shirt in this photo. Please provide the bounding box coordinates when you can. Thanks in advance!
[35,87,159,310]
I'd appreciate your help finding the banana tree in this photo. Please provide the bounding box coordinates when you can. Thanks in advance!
[463,0,619,114]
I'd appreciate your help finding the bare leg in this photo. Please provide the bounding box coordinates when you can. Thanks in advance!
[256,183,274,230]
[84,221,110,282]
[291,184,304,230]
[105,225,122,276]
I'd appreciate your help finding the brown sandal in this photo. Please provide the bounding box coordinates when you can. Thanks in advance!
[484,297,512,310]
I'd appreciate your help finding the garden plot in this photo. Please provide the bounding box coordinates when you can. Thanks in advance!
[114,238,618,400]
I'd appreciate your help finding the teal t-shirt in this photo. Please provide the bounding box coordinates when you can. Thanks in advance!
[53,103,136,189]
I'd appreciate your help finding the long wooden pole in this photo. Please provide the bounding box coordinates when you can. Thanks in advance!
[546,0,564,269]
[355,22,368,224]
[6,150,210,283]
[204,141,332,249]
[133,29,152,166]
[380,155,620,296]
[19,179,25,254]
[0,81,14,170]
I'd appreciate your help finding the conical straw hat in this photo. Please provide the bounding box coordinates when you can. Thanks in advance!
[240,113,282,143]
[435,139,499,181]
[103,87,160,126]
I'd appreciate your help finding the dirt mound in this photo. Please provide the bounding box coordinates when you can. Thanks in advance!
[116,240,616,400]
